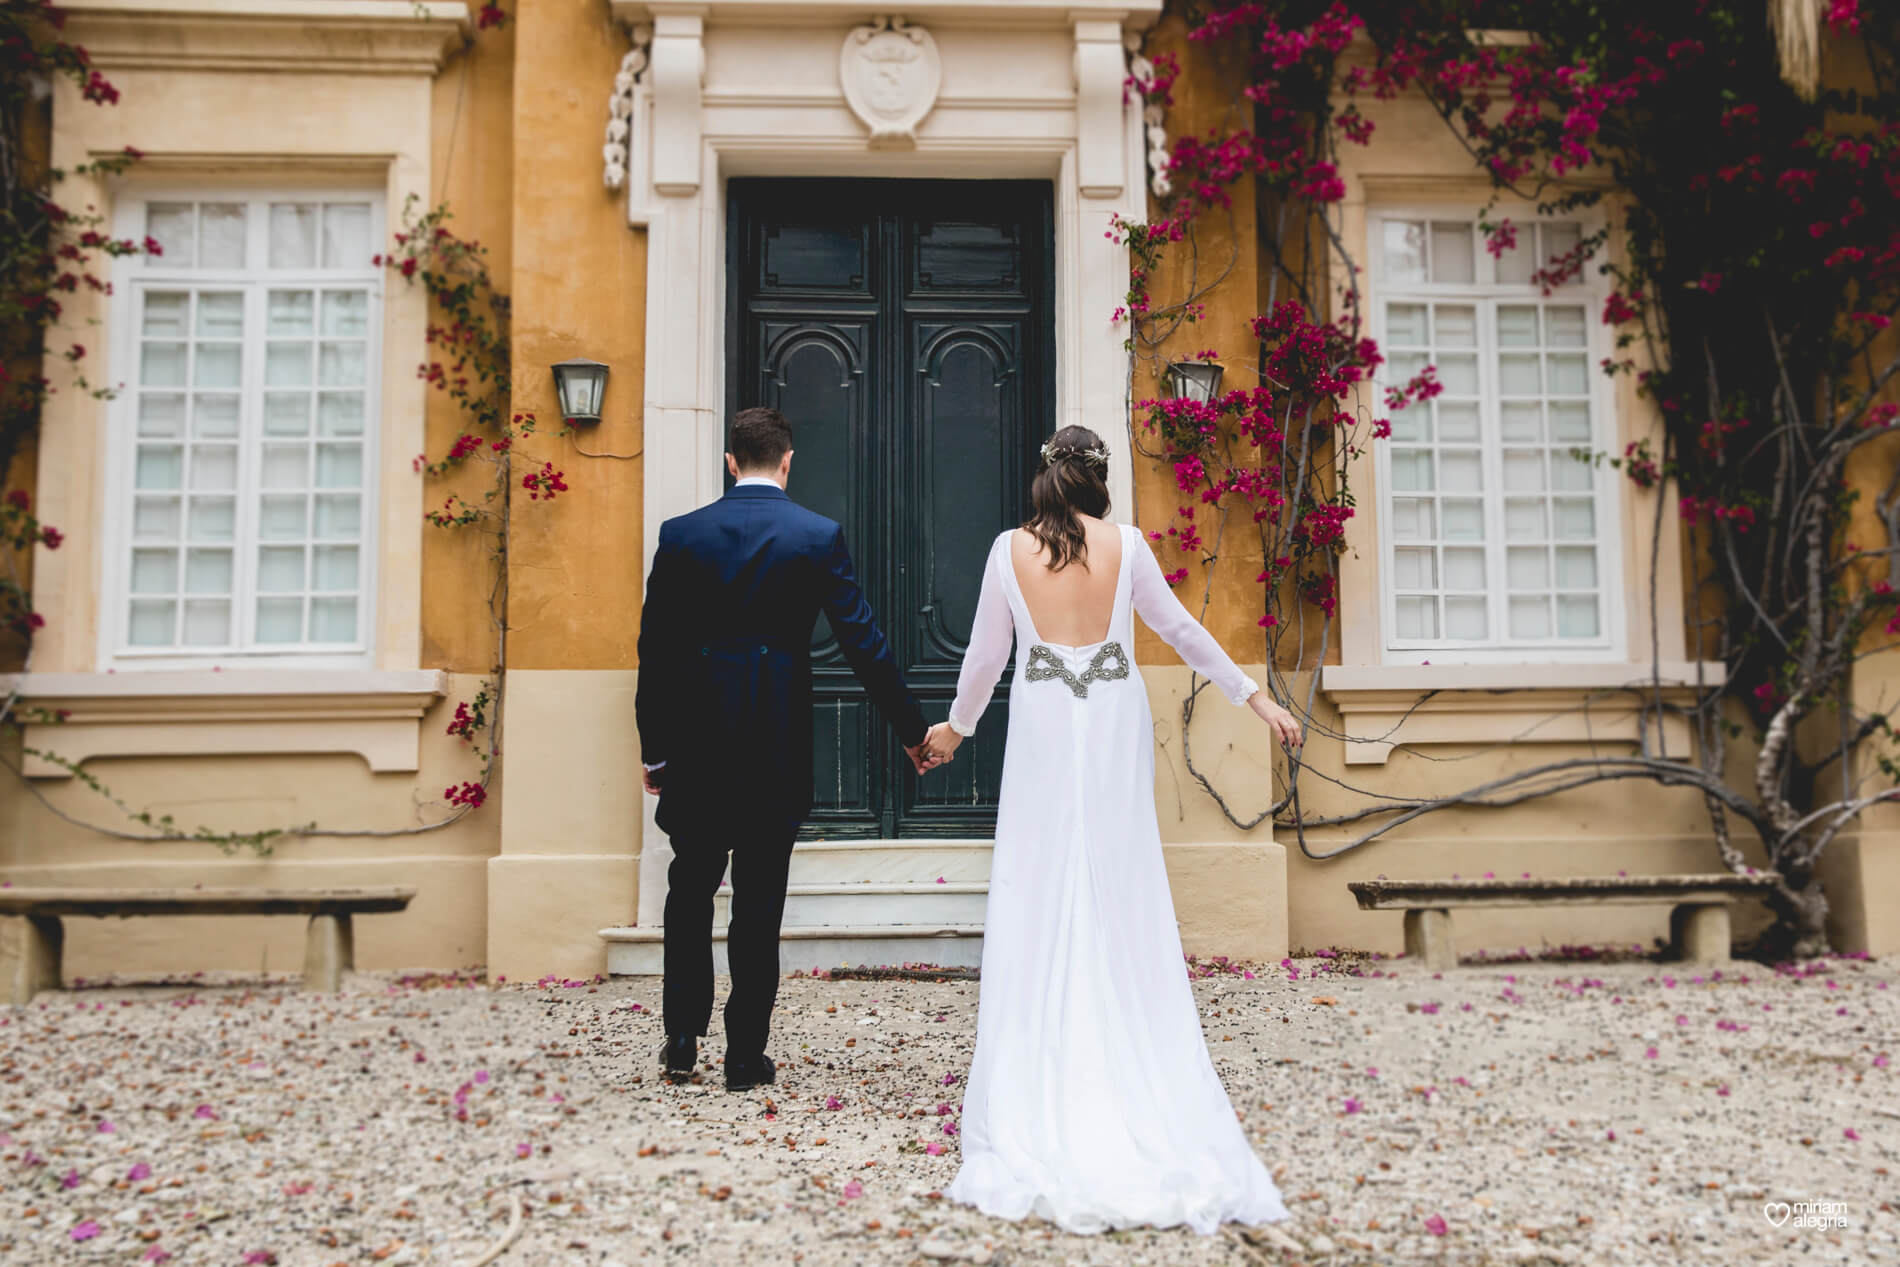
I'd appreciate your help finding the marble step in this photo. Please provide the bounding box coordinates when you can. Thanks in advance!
[711,882,988,928]
[600,923,985,975]
[779,840,992,886]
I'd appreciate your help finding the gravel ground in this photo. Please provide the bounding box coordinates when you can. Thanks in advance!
[0,950,1893,1267]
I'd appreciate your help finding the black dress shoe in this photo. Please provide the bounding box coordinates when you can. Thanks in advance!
[724,1052,777,1091]
[660,1034,697,1084]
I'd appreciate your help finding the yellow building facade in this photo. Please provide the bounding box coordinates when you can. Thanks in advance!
[1,0,1893,982]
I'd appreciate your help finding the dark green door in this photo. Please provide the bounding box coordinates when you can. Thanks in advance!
[727,178,1054,839]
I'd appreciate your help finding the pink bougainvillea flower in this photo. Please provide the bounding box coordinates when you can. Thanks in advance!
[70,1222,101,1242]
[514,1142,531,1159]
[127,1162,152,1182]
[1716,1085,1730,1097]
[1844,1127,1860,1141]
[925,1141,945,1156]
[1645,1047,1659,1059]
[1424,1214,1448,1236]
[941,1073,959,1086]
[841,1180,863,1200]
[60,1168,80,1189]
[1875,1053,1891,1069]
[97,1120,115,1134]
[824,1096,843,1110]
[241,1252,278,1265]
[1342,1097,1362,1115]
[142,1249,174,1264]
[192,1104,218,1120]
[942,1120,959,1136]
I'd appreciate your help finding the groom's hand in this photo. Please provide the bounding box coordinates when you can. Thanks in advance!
[903,742,938,776]
[642,765,665,795]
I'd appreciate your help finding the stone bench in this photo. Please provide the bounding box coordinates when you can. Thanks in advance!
[0,887,417,1005]
[1346,873,1781,970]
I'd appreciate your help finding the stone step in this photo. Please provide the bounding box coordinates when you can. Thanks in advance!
[710,882,988,928]
[599,923,985,975]
[779,840,993,886]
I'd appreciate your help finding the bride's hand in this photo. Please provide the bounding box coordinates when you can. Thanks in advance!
[1248,691,1303,748]
[924,721,963,764]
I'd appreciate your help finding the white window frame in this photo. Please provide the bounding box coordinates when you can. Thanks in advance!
[101,186,386,671]
[1367,205,1627,665]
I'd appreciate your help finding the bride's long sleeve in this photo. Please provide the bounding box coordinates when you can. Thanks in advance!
[947,539,1016,737]
[1129,533,1261,706]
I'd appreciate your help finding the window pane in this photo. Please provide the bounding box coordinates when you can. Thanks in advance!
[134,496,181,540]
[1390,450,1433,492]
[259,495,307,540]
[189,497,235,542]
[1548,402,1591,442]
[1500,402,1542,443]
[1382,220,1425,283]
[256,597,305,643]
[1439,451,1482,493]
[1553,498,1596,540]
[193,394,240,437]
[258,546,305,591]
[141,342,188,388]
[1433,304,1477,347]
[1557,595,1599,638]
[314,494,361,540]
[1395,595,1437,639]
[322,289,371,337]
[1498,354,1540,395]
[1551,453,1594,491]
[136,446,183,490]
[1543,222,1582,282]
[1385,302,1427,346]
[268,290,316,336]
[185,548,232,594]
[142,291,190,337]
[1436,354,1479,397]
[266,342,313,387]
[265,392,311,436]
[139,394,185,437]
[189,445,238,492]
[146,205,196,268]
[130,548,176,595]
[182,599,230,647]
[199,204,247,269]
[1389,498,1433,541]
[1441,499,1484,540]
[1507,546,1549,589]
[194,342,241,389]
[1509,595,1551,638]
[1497,305,1538,347]
[1435,401,1478,443]
[315,443,362,489]
[314,545,358,591]
[262,444,309,490]
[1547,354,1588,396]
[311,596,357,642]
[319,341,366,387]
[321,205,372,270]
[317,391,365,436]
[128,599,177,646]
[1430,222,1474,283]
[1445,596,1487,640]
[1393,547,1435,589]
[196,292,244,338]
[1546,305,1587,347]
[270,204,319,269]
[1389,408,1429,444]
[1554,546,1598,589]
[1502,450,1544,492]
[1443,547,1485,590]
[1505,498,1546,538]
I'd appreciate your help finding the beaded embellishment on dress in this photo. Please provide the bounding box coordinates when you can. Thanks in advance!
[1024,641,1131,699]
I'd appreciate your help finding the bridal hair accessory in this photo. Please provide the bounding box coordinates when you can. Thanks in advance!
[1040,438,1111,473]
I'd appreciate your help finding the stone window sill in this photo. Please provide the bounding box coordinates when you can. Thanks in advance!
[1,669,449,777]
[1318,661,1728,765]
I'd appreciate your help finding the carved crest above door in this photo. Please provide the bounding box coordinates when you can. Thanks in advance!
[840,16,941,149]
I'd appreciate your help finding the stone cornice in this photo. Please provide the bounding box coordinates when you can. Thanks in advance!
[61,0,472,75]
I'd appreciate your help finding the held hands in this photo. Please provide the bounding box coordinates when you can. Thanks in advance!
[1249,691,1305,749]
[904,739,945,777]
[922,721,963,769]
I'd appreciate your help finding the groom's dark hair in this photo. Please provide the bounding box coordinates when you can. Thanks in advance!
[729,406,793,472]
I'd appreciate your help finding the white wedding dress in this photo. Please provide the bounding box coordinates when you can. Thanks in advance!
[940,522,1292,1236]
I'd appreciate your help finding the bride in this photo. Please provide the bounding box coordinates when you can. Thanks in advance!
[920,425,1303,1236]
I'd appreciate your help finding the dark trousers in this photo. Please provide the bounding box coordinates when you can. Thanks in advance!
[661,827,797,1057]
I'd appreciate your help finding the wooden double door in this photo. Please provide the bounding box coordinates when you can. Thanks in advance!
[726,178,1055,838]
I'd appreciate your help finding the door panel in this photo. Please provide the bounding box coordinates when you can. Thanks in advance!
[728,179,1053,839]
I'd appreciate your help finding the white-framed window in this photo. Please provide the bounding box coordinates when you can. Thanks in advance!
[1370,210,1623,664]
[106,191,384,667]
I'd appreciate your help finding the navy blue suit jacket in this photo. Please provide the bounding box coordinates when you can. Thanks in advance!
[635,483,928,841]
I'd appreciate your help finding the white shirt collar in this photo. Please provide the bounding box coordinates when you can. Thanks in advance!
[734,476,782,488]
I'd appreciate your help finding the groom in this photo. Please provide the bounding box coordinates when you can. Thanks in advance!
[636,405,937,1091]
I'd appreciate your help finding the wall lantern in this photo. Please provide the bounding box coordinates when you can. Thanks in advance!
[1165,359,1225,403]
[550,358,610,425]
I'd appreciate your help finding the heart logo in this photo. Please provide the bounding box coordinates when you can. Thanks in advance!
[1763,1202,1793,1227]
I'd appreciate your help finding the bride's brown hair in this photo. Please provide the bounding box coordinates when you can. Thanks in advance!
[1023,425,1111,572]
